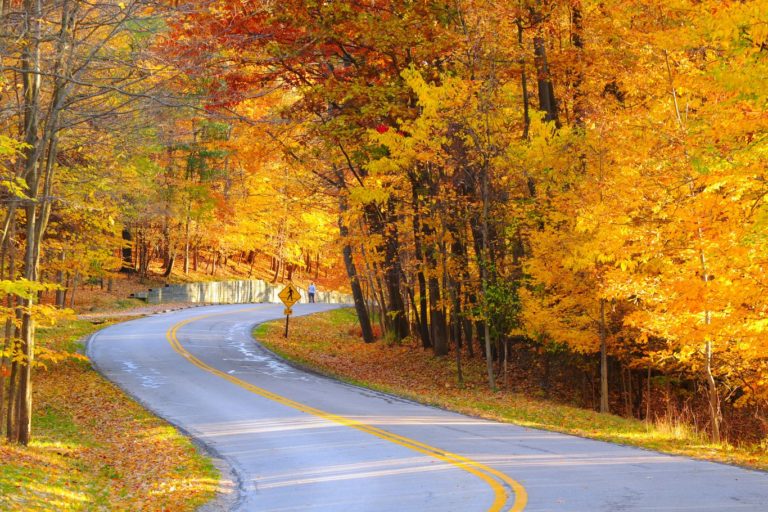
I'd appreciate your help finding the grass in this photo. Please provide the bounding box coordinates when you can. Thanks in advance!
[37,319,101,355]
[112,298,147,310]
[256,308,768,472]
[326,307,359,326]
[1,318,219,511]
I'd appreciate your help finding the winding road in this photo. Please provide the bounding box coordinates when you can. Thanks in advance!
[87,304,768,511]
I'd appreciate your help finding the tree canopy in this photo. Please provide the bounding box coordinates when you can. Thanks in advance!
[2,0,768,446]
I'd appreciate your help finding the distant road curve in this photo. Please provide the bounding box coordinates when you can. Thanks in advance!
[88,304,768,511]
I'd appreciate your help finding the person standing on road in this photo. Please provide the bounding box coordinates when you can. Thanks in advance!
[308,282,316,303]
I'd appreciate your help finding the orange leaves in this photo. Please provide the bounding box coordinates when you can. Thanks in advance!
[261,310,495,406]
[31,361,216,511]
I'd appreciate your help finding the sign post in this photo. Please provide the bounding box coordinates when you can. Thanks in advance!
[278,284,301,338]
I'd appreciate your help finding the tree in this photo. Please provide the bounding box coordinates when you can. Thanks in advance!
[0,0,172,444]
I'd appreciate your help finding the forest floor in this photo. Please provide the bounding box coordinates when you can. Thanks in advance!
[256,308,768,473]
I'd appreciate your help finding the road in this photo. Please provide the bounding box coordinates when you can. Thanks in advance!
[87,303,768,511]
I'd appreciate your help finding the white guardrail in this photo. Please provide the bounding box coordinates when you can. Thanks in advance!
[131,279,352,305]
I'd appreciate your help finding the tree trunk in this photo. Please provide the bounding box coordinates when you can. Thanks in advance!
[1,220,18,434]
[163,252,175,278]
[120,228,134,272]
[339,194,375,343]
[15,0,45,444]
[183,214,191,274]
[383,213,409,341]
[646,362,652,421]
[162,216,175,278]
[705,339,721,443]
[531,5,559,125]
[516,13,530,138]
[6,356,18,442]
[463,315,474,358]
[423,171,448,356]
[427,270,447,355]
[571,1,586,127]
[138,235,150,279]
[68,272,79,309]
[411,180,431,348]
[450,278,463,385]
[0,295,15,438]
[480,161,495,390]
[358,235,387,335]
[599,298,609,413]
[55,251,66,307]
[1,294,16,439]
[448,218,472,357]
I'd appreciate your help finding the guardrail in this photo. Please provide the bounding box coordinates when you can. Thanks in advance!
[131,279,352,305]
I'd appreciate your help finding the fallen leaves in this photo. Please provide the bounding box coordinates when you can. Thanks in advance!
[1,320,218,511]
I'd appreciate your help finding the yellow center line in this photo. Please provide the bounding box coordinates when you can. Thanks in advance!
[166,307,528,512]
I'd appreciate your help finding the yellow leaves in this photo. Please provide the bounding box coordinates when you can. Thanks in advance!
[0,279,58,301]
[0,134,26,159]
[348,185,390,206]
[574,210,597,234]
[750,21,768,49]
[35,346,88,368]
[618,259,637,272]
[747,319,768,334]
[401,67,472,115]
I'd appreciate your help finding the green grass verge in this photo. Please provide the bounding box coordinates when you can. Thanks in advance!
[37,319,103,354]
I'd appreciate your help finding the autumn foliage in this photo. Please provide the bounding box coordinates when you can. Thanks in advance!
[162,0,768,446]
[2,0,768,452]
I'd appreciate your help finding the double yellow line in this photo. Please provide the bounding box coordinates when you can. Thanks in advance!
[167,308,528,512]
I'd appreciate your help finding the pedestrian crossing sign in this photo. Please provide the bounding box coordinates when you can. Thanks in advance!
[279,284,301,308]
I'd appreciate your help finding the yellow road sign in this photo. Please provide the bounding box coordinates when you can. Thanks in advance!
[278,284,301,308]
[283,307,293,316]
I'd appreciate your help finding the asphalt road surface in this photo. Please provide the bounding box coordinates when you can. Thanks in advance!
[87,303,768,511]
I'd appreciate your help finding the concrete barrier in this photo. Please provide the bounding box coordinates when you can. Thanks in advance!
[139,279,352,305]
